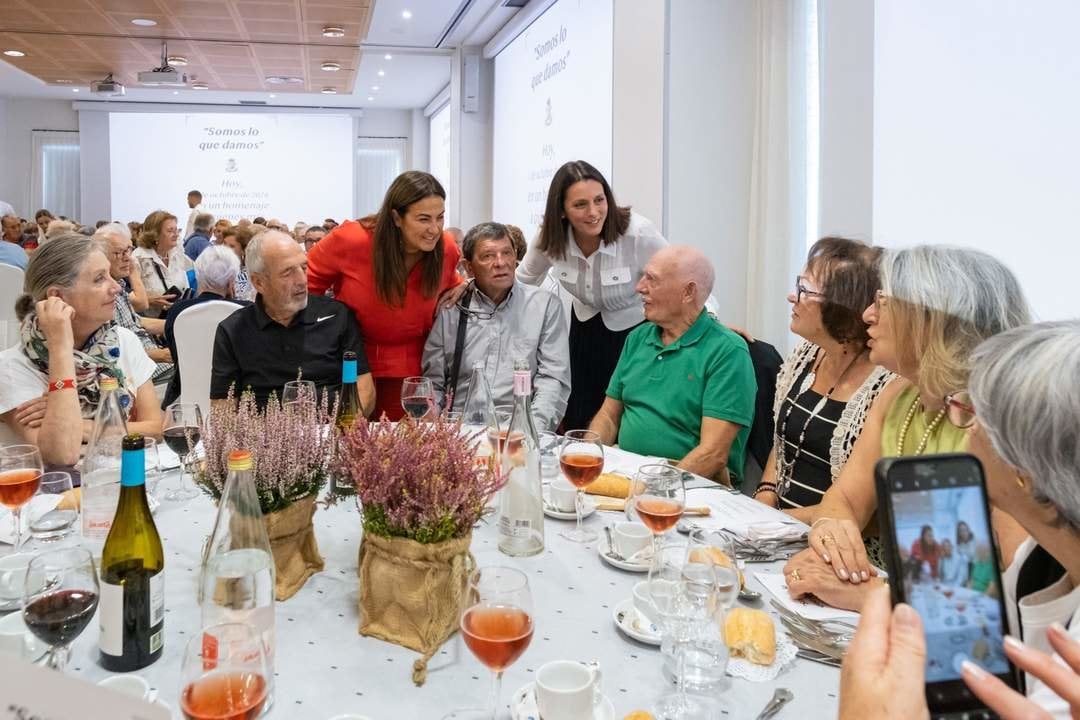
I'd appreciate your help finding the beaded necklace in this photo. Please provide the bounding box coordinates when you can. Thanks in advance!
[895,392,947,456]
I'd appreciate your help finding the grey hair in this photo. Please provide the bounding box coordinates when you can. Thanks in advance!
[15,233,106,321]
[244,229,293,275]
[194,245,240,293]
[462,222,510,261]
[194,213,215,232]
[969,321,1080,531]
[92,222,131,244]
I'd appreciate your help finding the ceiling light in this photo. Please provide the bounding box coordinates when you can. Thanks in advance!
[3,50,26,57]
[131,18,157,26]
[166,55,187,66]
[321,87,337,94]
[401,9,412,19]
[321,26,345,38]
[377,70,384,77]
[269,93,276,98]
[367,96,374,101]
[72,88,80,92]
[320,61,342,72]
[372,85,379,91]
[55,79,72,84]
[172,90,178,95]
[191,81,208,90]
[266,75,302,85]
[384,54,392,61]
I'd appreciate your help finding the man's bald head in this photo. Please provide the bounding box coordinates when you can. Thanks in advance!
[650,245,714,306]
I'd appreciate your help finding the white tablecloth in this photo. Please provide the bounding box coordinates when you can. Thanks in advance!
[55,469,841,719]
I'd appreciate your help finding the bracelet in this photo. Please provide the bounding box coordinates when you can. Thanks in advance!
[752,483,777,498]
[47,378,76,393]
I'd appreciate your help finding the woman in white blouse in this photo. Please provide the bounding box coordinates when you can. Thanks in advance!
[517,160,667,429]
[132,209,193,318]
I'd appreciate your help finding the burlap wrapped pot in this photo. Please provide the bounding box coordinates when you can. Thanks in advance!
[263,494,324,600]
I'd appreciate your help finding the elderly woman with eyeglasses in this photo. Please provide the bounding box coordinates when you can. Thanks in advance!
[780,245,1031,612]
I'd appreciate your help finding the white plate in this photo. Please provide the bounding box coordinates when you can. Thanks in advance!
[511,682,616,720]
[542,491,597,521]
[612,598,661,646]
[597,542,651,573]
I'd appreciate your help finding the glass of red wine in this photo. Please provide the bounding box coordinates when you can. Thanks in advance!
[558,429,604,543]
[180,622,268,720]
[401,376,436,420]
[0,444,44,552]
[444,566,534,720]
[163,402,203,502]
[628,463,686,564]
[21,546,99,671]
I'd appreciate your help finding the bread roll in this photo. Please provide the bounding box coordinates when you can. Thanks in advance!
[57,487,81,512]
[724,608,776,665]
[623,713,655,720]
[584,472,631,499]
[688,546,745,588]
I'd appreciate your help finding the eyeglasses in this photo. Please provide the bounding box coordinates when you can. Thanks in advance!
[109,248,132,259]
[872,289,894,313]
[945,390,976,428]
[794,276,825,304]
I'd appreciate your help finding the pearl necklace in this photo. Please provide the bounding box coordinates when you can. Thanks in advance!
[895,393,947,456]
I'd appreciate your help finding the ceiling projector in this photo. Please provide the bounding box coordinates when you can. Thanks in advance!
[91,73,125,96]
[137,67,188,87]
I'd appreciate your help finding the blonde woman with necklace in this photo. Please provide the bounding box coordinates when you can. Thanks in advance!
[782,246,1030,612]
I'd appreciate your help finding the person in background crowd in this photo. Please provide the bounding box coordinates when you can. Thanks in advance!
[505,224,528,262]
[34,209,54,243]
[0,199,14,218]
[2,214,26,248]
[518,160,669,429]
[252,216,267,226]
[221,225,257,302]
[589,245,756,486]
[936,539,969,585]
[292,222,308,242]
[422,222,570,431]
[211,231,374,411]
[307,171,462,420]
[236,218,252,229]
[18,220,39,250]
[323,218,338,232]
[445,227,464,252]
[183,189,203,239]
[0,222,28,269]
[754,238,894,520]
[133,210,192,318]
[212,218,230,243]
[265,218,287,232]
[303,225,326,253]
[183,212,214,261]
[163,245,249,408]
[94,220,108,229]
[44,219,75,241]
[126,221,142,244]
[0,234,162,465]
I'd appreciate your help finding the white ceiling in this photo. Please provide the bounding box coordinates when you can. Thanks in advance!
[0,0,523,109]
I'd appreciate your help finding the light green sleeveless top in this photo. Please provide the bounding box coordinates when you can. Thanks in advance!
[881,385,967,457]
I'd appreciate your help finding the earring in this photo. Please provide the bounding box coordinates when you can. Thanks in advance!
[1015,473,1026,489]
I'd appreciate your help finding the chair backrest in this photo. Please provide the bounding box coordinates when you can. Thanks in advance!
[173,300,243,417]
[0,263,25,349]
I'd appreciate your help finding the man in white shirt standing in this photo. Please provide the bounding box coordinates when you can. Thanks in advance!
[183,189,203,239]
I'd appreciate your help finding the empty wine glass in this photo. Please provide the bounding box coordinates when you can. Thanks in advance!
[444,566,534,720]
[22,546,99,672]
[559,430,604,543]
[282,379,317,411]
[0,444,44,552]
[180,622,269,720]
[163,402,203,502]
[142,436,162,497]
[28,471,77,544]
[627,463,686,561]
[401,377,435,420]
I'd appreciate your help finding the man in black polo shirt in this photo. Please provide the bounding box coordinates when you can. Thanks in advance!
[210,231,376,412]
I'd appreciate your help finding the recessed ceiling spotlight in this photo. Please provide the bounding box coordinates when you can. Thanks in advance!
[173,90,179,95]
[401,9,412,19]
[191,81,208,90]
[367,96,374,101]
[321,26,345,38]
[321,87,337,94]
[55,79,72,84]
[72,88,80,92]
[377,70,384,77]
[131,18,157,26]
[384,54,392,61]
[269,93,276,98]
[321,61,342,72]
[3,50,26,57]
[166,55,188,66]
[372,85,379,91]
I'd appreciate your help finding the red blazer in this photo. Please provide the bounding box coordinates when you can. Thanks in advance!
[306,220,461,380]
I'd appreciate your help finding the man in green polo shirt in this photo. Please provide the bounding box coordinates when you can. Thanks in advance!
[589,245,756,487]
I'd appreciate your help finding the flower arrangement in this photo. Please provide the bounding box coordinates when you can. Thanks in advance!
[197,387,339,514]
[336,416,504,544]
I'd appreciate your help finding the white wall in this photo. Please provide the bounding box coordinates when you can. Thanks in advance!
[873,0,1080,321]
[410,108,429,172]
[355,108,412,139]
[0,99,79,218]
[449,47,493,230]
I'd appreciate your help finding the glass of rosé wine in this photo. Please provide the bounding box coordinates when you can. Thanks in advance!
[180,622,269,720]
[0,444,43,553]
[558,429,604,543]
[628,463,686,564]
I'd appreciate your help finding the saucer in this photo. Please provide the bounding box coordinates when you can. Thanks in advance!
[511,682,616,720]
[597,542,650,573]
[612,598,661,646]
[543,491,597,521]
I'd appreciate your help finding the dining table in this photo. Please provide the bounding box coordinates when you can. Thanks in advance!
[44,445,843,719]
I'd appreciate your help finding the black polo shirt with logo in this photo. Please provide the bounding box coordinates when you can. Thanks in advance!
[210,294,367,406]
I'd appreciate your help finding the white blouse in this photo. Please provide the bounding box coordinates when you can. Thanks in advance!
[132,246,193,317]
[516,211,667,331]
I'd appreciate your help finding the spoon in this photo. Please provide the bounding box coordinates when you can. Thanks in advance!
[736,558,762,602]
[603,526,625,560]
[755,687,794,720]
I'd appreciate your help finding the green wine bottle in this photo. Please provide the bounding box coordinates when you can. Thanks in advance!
[99,433,165,671]
[332,351,362,497]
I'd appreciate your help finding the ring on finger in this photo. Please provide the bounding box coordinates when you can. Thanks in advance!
[822,533,836,544]
[788,569,801,583]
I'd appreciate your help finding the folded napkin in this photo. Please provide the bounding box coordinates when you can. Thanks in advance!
[744,521,807,543]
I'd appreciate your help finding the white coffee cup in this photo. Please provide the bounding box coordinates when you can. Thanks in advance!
[98,674,153,702]
[535,660,602,720]
[0,611,32,659]
[548,478,578,512]
[613,521,651,559]
[632,580,660,626]
[0,552,32,605]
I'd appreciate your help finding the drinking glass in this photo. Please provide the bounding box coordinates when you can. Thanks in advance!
[142,436,162,496]
[180,622,269,720]
[487,404,516,456]
[28,471,77,544]
[281,379,317,412]
[21,546,99,671]
[445,566,534,720]
[401,377,436,420]
[647,543,715,719]
[538,432,561,483]
[627,463,686,561]
[558,430,604,543]
[0,444,44,552]
[163,402,203,502]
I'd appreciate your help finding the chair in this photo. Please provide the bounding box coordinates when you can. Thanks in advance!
[0,264,25,349]
[173,300,243,417]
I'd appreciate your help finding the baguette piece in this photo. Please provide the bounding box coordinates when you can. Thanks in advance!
[724,608,776,665]
[688,546,744,588]
[584,472,631,499]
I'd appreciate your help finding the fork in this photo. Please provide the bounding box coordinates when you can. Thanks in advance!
[770,599,857,637]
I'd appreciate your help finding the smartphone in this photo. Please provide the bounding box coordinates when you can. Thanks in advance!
[875,453,1020,718]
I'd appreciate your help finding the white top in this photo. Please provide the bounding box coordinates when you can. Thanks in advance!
[184,203,204,240]
[132,246,193,317]
[516,211,667,331]
[0,326,156,420]
[1003,537,1080,717]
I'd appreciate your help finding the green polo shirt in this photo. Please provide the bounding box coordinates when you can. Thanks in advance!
[606,310,756,483]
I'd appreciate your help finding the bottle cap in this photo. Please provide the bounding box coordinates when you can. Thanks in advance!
[100,376,119,391]
[227,449,254,471]
[121,433,145,451]
[343,351,357,361]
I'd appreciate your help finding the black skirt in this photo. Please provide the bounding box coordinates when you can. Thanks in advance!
[562,307,641,430]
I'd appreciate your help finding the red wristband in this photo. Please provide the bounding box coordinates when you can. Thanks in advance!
[48,378,76,393]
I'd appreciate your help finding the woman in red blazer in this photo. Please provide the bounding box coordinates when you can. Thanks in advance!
[307,171,461,420]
